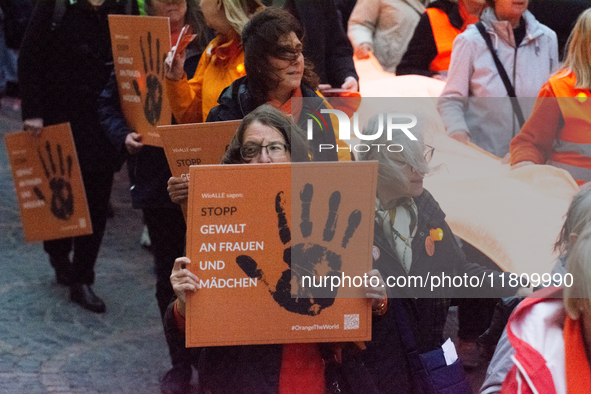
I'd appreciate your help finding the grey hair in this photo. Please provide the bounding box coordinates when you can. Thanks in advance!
[564,223,591,317]
[356,112,436,196]
[554,184,591,255]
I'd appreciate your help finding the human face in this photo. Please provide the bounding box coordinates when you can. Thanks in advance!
[241,121,291,164]
[268,32,304,102]
[153,0,187,31]
[494,0,528,27]
[200,0,233,36]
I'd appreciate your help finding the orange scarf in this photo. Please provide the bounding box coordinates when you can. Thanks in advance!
[211,36,242,67]
[459,0,480,32]
[266,87,303,121]
[564,315,591,393]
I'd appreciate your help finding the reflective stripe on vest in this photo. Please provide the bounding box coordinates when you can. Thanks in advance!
[548,72,591,183]
[426,8,461,72]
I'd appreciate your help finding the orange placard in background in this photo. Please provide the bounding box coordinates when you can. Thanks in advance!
[185,161,378,347]
[108,15,171,147]
[160,120,241,216]
[4,123,92,242]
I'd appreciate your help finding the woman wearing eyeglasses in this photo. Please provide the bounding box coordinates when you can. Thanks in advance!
[167,7,350,205]
[165,104,385,393]
[354,113,514,392]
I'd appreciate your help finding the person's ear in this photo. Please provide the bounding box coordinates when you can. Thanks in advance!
[217,0,223,11]
[569,232,579,247]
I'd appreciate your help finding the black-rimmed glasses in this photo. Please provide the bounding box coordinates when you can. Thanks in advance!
[240,142,288,161]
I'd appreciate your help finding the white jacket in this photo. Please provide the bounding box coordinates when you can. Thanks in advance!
[438,8,558,158]
[348,0,429,73]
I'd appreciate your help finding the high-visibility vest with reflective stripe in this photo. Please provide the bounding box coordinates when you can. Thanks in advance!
[548,72,591,185]
[426,8,461,72]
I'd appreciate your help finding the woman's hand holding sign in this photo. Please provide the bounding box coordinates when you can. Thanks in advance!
[171,257,201,318]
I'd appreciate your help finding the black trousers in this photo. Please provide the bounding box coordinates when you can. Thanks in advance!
[143,207,191,367]
[43,170,114,285]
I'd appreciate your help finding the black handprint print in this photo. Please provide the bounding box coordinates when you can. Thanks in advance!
[236,184,362,316]
[34,141,74,221]
[133,32,166,126]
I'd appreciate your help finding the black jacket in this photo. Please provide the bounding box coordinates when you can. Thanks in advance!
[207,76,340,162]
[397,0,463,77]
[18,0,138,172]
[356,189,513,393]
[97,48,202,209]
[282,0,358,88]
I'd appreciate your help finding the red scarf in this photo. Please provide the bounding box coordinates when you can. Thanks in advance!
[564,315,591,393]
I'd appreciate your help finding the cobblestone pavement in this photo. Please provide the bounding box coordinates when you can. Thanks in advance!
[0,98,199,393]
[0,97,487,393]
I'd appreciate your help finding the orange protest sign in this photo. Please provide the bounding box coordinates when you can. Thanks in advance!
[4,123,92,242]
[108,15,171,147]
[160,120,241,216]
[185,161,378,347]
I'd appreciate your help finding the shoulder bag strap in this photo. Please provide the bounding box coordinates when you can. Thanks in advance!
[475,22,525,128]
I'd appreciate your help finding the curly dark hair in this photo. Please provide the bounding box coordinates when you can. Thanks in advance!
[241,6,319,106]
[222,105,312,164]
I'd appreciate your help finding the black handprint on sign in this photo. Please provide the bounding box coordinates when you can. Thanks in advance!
[236,184,362,316]
[34,141,74,221]
[133,32,166,126]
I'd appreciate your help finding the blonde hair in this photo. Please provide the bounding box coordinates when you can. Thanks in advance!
[564,223,591,319]
[221,0,263,36]
[559,8,591,90]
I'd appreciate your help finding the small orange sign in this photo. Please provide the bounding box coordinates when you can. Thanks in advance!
[185,161,378,347]
[108,15,171,147]
[160,120,241,216]
[4,123,92,242]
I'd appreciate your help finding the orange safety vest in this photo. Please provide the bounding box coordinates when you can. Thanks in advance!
[548,72,591,185]
[426,8,461,72]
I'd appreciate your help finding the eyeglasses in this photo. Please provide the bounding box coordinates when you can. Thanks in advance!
[389,145,435,176]
[240,142,288,161]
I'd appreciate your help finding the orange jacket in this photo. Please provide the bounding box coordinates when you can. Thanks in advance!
[166,36,245,124]
[510,72,591,185]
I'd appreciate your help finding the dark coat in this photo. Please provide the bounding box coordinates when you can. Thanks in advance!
[98,49,202,209]
[18,0,138,172]
[356,189,512,393]
[207,76,340,162]
[396,0,463,77]
[282,0,359,88]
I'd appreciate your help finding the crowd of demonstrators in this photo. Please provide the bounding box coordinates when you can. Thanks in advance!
[10,0,591,391]
[164,0,262,124]
[437,0,558,160]
[165,104,387,394]
[510,8,591,185]
[18,0,140,313]
[348,0,431,73]
[280,0,359,93]
[397,0,486,79]
[96,0,207,392]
